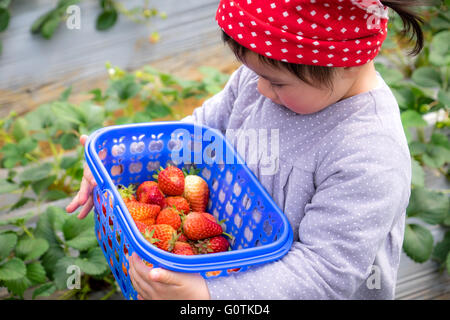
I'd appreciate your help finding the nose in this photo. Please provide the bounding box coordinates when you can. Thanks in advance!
[257,77,278,102]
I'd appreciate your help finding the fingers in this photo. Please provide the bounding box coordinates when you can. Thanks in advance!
[80,134,88,147]
[129,253,155,300]
[77,195,94,219]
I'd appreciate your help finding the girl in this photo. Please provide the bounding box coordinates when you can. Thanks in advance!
[67,0,428,299]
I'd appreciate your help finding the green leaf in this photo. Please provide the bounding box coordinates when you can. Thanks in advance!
[0,233,17,260]
[3,275,32,298]
[422,145,450,168]
[429,31,450,66]
[60,156,79,169]
[145,100,172,119]
[403,224,434,263]
[108,74,141,100]
[0,257,27,280]
[0,179,20,195]
[26,261,47,284]
[0,8,10,32]
[411,67,442,88]
[75,247,108,275]
[32,282,56,299]
[12,117,29,141]
[15,238,50,261]
[432,231,450,265]
[31,11,53,34]
[18,162,53,183]
[401,110,428,128]
[446,252,450,275]
[59,132,79,150]
[63,212,97,251]
[407,187,449,225]
[96,9,118,31]
[431,133,450,150]
[31,175,57,196]
[411,158,425,187]
[59,86,72,101]
[43,189,68,201]
[391,86,416,110]
[41,16,61,39]
[374,62,404,85]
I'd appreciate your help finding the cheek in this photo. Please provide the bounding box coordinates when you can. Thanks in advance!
[277,88,331,114]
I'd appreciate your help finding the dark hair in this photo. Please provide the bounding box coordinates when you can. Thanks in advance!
[222,0,430,89]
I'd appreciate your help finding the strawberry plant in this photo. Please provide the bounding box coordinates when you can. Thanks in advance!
[0,64,229,299]
[376,1,450,273]
[0,206,114,299]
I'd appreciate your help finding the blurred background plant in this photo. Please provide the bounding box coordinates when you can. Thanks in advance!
[0,0,166,53]
[375,0,449,274]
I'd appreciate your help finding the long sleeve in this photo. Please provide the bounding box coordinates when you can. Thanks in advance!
[205,128,411,299]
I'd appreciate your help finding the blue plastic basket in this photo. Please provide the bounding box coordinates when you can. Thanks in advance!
[85,121,293,300]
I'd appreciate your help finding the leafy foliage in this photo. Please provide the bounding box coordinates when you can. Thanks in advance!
[377,1,450,272]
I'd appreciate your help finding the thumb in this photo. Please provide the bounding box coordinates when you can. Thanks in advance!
[149,268,180,285]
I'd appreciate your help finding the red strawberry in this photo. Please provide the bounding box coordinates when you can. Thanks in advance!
[183,175,209,212]
[165,196,190,214]
[135,221,150,234]
[125,201,160,227]
[156,166,185,196]
[177,233,189,243]
[182,211,223,241]
[199,212,217,223]
[172,241,196,255]
[156,207,182,231]
[136,181,166,208]
[195,235,229,254]
[143,224,178,252]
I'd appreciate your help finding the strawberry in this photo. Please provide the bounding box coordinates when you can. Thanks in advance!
[172,241,196,255]
[177,232,189,243]
[183,174,209,212]
[182,211,223,241]
[135,220,150,234]
[156,207,182,231]
[125,201,160,227]
[155,166,185,196]
[136,181,166,208]
[195,235,230,254]
[143,224,177,252]
[199,212,217,223]
[165,196,190,214]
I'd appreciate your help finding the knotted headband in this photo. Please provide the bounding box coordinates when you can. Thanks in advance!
[216,0,389,67]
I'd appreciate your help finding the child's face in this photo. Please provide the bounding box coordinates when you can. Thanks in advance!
[243,52,355,115]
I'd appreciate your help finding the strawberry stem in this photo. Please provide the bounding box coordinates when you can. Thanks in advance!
[222,232,233,240]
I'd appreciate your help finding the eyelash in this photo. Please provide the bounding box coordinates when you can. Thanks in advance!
[270,83,283,88]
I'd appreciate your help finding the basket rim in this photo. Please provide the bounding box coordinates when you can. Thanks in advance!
[86,121,293,272]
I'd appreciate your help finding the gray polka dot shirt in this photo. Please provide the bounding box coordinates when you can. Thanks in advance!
[182,65,411,300]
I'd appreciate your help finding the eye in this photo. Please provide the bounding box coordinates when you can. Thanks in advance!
[270,82,284,88]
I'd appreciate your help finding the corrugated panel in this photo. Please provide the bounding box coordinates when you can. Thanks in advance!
[0,0,230,117]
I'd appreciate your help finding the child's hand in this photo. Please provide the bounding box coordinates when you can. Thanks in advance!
[65,135,97,219]
[129,253,210,300]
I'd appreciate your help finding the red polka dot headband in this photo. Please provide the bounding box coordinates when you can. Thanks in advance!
[216,0,389,67]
